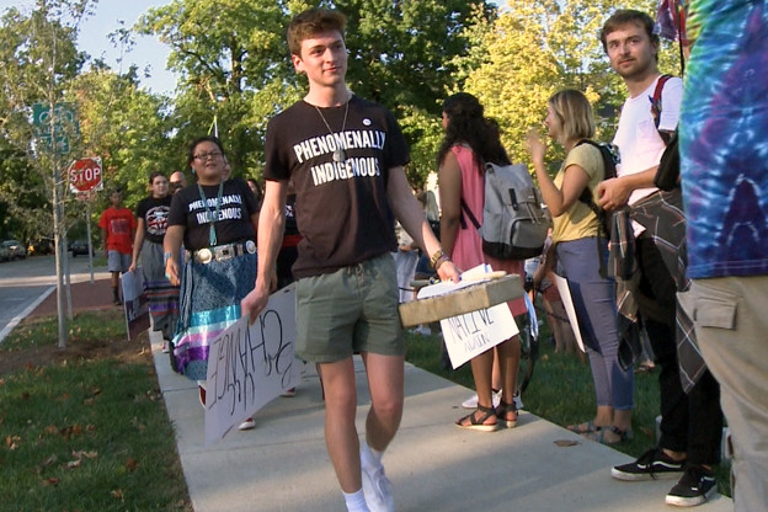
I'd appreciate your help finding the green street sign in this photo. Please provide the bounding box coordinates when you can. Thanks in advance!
[32,102,79,155]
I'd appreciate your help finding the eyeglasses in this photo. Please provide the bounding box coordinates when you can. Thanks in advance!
[193,151,222,161]
[170,182,183,190]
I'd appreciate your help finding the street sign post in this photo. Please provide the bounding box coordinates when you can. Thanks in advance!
[68,157,103,193]
[32,102,79,155]
[68,157,102,284]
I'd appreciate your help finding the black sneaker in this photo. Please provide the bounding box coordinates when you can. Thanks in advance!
[611,448,686,481]
[665,464,717,507]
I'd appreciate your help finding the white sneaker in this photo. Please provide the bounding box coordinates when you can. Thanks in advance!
[513,391,524,411]
[361,460,394,512]
[238,417,256,431]
[461,389,501,409]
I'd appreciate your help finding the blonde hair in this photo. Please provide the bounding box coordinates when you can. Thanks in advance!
[548,89,595,144]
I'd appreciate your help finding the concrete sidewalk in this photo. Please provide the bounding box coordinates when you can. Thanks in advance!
[148,331,732,512]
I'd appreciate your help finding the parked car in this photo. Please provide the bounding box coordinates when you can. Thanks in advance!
[1,240,27,259]
[70,239,94,257]
[28,238,54,256]
[0,244,10,262]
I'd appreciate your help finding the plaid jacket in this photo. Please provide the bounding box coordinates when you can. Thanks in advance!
[610,189,707,393]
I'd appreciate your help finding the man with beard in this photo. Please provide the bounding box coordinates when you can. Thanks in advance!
[597,9,723,507]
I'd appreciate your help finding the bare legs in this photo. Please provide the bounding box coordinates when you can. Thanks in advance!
[317,353,404,493]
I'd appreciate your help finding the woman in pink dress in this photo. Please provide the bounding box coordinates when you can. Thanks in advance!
[438,93,528,431]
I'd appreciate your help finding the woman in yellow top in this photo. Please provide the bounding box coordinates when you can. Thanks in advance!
[526,89,633,445]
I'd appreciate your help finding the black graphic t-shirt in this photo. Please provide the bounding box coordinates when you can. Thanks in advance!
[264,95,410,278]
[136,195,173,244]
[167,178,258,251]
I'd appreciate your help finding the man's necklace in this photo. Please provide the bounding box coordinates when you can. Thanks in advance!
[197,181,224,247]
[314,99,350,164]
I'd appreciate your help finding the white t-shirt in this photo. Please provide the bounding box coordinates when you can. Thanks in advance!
[613,75,683,206]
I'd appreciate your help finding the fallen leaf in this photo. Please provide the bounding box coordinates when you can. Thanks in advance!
[111,489,124,500]
[40,454,58,468]
[72,450,98,459]
[44,425,59,436]
[65,459,81,469]
[125,457,139,472]
[554,439,579,447]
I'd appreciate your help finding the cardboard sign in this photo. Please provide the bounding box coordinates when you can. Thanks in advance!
[121,269,149,341]
[418,265,520,369]
[205,285,300,444]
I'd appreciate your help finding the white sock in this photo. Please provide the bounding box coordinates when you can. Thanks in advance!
[361,440,383,470]
[343,488,370,512]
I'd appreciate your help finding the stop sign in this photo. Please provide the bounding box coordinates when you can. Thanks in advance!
[68,157,103,193]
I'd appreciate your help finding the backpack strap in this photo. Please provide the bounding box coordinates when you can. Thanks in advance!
[651,74,674,145]
[574,139,610,279]
[460,198,480,231]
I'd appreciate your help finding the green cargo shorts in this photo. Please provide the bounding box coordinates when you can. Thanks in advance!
[295,253,404,363]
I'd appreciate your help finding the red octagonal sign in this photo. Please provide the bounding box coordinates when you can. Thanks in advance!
[68,157,103,193]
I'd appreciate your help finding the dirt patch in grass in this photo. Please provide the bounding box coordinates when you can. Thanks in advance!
[0,316,152,376]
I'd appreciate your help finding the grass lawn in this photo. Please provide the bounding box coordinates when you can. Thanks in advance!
[0,310,191,511]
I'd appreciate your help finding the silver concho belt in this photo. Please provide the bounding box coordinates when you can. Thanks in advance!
[191,240,256,264]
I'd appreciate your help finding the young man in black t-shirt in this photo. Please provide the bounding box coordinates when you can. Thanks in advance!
[240,8,458,512]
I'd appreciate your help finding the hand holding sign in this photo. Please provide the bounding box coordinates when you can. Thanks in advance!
[205,285,299,444]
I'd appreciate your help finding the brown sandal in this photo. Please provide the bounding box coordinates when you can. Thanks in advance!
[495,401,518,429]
[455,404,498,432]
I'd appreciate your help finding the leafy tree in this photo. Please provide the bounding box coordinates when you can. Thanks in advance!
[138,0,497,187]
[0,1,90,241]
[457,0,682,171]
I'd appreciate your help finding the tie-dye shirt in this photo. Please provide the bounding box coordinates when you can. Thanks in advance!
[680,0,768,278]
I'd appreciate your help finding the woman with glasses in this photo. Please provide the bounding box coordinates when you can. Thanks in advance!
[129,171,179,353]
[164,136,260,429]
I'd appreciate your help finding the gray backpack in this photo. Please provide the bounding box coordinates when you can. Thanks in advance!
[461,162,550,260]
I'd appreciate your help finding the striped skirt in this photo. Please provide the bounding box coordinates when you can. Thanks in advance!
[140,240,180,341]
[171,251,257,381]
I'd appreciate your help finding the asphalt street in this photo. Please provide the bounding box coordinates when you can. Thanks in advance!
[0,254,108,342]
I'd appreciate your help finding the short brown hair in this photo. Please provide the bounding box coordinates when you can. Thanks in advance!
[287,8,347,56]
[600,9,659,54]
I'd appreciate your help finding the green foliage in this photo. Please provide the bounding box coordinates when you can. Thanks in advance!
[137,0,497,184]
[456,0,681,172]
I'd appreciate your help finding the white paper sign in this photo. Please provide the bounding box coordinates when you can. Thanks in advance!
[553,274,586,353]
[205,285,299,444]
[439,299,519,370]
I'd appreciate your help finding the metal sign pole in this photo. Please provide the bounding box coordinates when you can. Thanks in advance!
[86,198,94,283]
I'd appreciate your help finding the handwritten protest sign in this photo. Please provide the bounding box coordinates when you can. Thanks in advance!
[121,269,148,341]
[205,285,299,444]
[440,302,519,369]
[553,274,585,353]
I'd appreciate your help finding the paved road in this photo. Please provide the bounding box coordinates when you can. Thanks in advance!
[0,254,109,341]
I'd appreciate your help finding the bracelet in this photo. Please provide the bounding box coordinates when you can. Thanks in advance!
[434,254,451,271]
[429,249,447,269]
[163,252,172,264]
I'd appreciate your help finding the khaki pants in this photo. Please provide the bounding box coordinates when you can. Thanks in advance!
[683,276,768,511]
